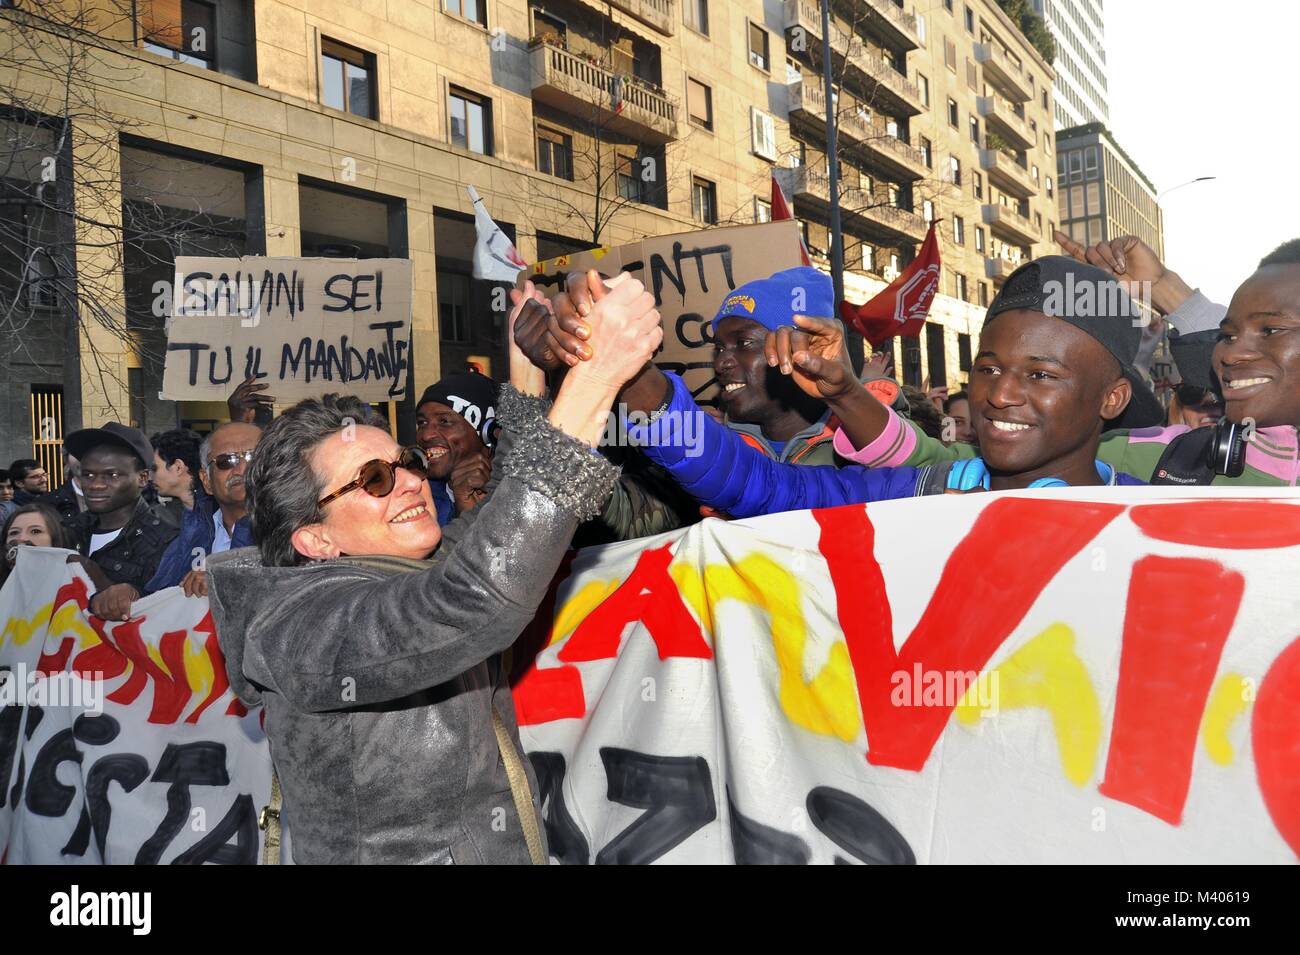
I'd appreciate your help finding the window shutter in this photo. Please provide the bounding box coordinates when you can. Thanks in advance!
[751,108,776,161]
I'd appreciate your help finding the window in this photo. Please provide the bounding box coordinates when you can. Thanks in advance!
[945,38,957,72]
[969,116,980,144]
[692,177,717,224]
[966,59,978,90]
[955,273,968,302]
[975,225,985,253]
[537,126,572,180]
[861,242,875,271]
[616,151,642,201]
[449,87,492,154]
[445,0,487,27]
[947,97,959,127]
[142,0,217,69]
[926,321,947,388]
[531,9,565,44]
[953,214,965,245]
[751,107,777,160]
[958,332,973,370]
[1084,146,1099,179]
[917,15,927,45]
[1068,151,1083,183]
[321,38,377,119]
[785,57,801,84]
[919,136,932,168]
[977,282,988,306]
[754,197,771,223]
[1032,163,1039,183]
[748,22,770,71]
[918,73,930,106]
[1036,212,1044,235]
[964,5,974,31]
[944,0,954,12]
[948,155,962,186]
[923,200,935,224]
[687,78,713,130]
[684,0,709,36]
[1041,89,1048,110]
[973,170,983,200]
[438,272,471,343]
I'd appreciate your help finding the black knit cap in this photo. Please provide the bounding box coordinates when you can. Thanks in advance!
[418,372,498,448]
[984,256,1165,429]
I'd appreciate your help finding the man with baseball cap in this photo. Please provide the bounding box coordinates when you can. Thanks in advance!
[597,258,1150,518]
[63,422,179,620]
[415,372,497,525]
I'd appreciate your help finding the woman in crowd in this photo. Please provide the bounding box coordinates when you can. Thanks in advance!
[1,503,72,588]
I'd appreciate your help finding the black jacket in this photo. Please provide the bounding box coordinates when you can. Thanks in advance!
[41,482,84,527]
[73,498,179,592]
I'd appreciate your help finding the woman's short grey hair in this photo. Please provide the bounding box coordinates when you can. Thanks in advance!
[246,394,389,566]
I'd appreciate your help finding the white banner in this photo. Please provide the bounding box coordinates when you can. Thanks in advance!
[0,549,270,864]
[4,488,1298,864]
[513,487,1300,864]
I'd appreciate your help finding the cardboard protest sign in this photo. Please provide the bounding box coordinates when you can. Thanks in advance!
[161,256,413,404]
[524,221,804,404]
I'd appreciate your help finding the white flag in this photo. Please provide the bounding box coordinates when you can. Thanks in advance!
[467,185,526,282]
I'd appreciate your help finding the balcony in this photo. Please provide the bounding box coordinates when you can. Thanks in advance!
[861,0,920,52]
[985,257,1015,283]
[983,204,1038,247]
[776,165,928,244]
[787,81,927,181]
[529,41,678,144]
[980,149,1036,198]
[975,42,1032,103]
[607,0,675,36]
[784,0,924,116]
[977,96,1034,150]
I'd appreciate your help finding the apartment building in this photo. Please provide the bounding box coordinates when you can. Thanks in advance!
[0,0,1052,459]
[1056,123,1164,258]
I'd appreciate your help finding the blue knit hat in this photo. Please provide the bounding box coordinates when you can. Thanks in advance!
[711,266,833,333]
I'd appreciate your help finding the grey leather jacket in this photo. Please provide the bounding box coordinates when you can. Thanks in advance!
[207,386,618,864]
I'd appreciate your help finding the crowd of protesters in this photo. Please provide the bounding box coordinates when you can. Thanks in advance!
[1,230,1296,863]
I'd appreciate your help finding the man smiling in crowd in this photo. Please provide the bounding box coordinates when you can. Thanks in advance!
[415,372,497,525]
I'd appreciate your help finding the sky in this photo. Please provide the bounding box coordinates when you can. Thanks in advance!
[1104,0,1300,304]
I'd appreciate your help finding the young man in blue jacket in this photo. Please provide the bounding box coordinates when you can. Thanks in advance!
[553,258,1150,519]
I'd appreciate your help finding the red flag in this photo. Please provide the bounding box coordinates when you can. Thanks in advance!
[840,222,941,346]
[771,172,813,267]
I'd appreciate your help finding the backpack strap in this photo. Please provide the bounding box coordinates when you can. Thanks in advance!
[1149,428,1218,486]
[915,462,955,496]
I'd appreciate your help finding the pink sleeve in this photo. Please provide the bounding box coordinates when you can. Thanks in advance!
[833,407,917,467]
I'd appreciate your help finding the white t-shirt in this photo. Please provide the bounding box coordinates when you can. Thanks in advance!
[89,527,123,554]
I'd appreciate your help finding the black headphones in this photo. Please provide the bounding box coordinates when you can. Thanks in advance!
[1208,419,1247,477]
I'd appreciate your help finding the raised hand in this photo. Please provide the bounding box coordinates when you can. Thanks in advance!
[1053,231,1191,314]
[567,270,662,391]
[507,281,551,397]
[227,377,275,423]
[765,314,857,401]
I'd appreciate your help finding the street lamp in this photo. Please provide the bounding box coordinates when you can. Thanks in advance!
[1158,176,1216,201]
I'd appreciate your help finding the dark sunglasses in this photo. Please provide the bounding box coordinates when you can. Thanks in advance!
[212,450,255,471]
[317,447,428,508]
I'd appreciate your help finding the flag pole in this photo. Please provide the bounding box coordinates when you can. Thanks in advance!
[819,0,859,372]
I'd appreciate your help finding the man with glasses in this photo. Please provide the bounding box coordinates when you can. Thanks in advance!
[7,459,48,505]
[144,421,260,599]
[61,423,180,621]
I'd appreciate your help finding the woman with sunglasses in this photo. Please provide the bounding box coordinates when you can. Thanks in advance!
[207,274,662,864]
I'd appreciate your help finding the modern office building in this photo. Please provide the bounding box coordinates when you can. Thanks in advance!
[0,0,1054,463]
[1031,0,1107,129]
[1055,123,1163,258]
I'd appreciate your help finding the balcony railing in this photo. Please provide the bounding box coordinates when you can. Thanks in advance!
[788,81,927,180]
[607,0,675,36]
[977,96,1034,150]
[980,148,1036,198]
[975,41,1032,103]
[776,165,927,242]
[784,0,923,115]
[862,0,920,51]
[983,204,1038,246]
[529,41,677,143]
